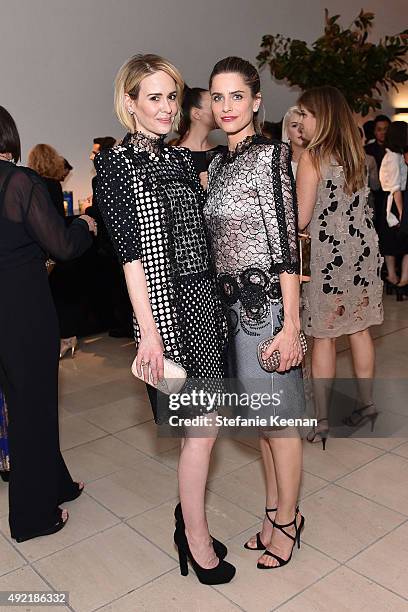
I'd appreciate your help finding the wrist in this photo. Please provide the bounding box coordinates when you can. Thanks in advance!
[283,318,301,333]
[139,323,159,338]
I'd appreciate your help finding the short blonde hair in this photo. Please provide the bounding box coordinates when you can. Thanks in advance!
[27,144,65,180]
[282,106,302,144]
[114,54,184,132]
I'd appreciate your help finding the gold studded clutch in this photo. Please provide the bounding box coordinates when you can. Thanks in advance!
[257,331,308,373]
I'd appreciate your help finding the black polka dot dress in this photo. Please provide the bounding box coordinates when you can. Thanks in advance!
[95,131,226,383]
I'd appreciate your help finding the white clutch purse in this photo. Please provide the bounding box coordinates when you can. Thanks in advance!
[131,356,187,395]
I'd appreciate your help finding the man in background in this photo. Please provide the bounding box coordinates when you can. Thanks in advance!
[365,115,391,171]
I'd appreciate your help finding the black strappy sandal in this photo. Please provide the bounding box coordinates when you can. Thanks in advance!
[257,510,305,569]
[343,403,379,432]
[244,507,277,550]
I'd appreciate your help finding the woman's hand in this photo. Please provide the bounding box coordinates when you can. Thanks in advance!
[136,330,165,385]
[79,214,98,236]
[262,323,303,372]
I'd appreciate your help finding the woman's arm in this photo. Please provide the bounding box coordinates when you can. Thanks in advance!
[123,261,164,384]
[256,144,304,371]
[95,148,165,383]
[297,150,319,231]
[379,151,403,219]
[21,173,94,260]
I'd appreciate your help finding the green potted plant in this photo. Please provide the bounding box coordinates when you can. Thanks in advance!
[257,9,408,115]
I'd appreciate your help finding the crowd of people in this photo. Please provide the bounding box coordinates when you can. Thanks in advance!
[0,50,407,584]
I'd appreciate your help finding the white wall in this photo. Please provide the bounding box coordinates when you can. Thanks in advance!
[1,0,406,203]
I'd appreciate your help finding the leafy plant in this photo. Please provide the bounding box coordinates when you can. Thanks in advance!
[257,9,408,115]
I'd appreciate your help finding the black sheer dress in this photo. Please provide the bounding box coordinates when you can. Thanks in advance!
[0,160,92,540]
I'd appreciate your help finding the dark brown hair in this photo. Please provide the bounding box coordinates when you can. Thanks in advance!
[209,56,262,133]
[175,86,208,143]
[0,106,21,163]
[385,121,408,154]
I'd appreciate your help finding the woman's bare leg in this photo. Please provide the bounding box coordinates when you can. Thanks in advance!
[309,337,337,432]
[348,328,375,410]
[258,432,303,567]
[178,420,218,569]
[245,435,278,549]
[385,255,399,284]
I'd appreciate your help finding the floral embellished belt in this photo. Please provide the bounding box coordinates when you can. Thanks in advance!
[217,267,282,310]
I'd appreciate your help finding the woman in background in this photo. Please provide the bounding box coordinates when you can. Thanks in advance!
[281,106,306,177]
[0,106,95,542]
[28,143,81,357]
[173,86,223,183]
[296,87,383,445]
[28,144,66,218]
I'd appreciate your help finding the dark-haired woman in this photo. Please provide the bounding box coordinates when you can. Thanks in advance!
[205,57,306,570]
[0,106,96,542]
[173,86,224,182]
[379,121,408,289]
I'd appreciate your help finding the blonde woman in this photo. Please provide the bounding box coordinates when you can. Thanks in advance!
[282,106,306,177]
[297,86,383,446]
[95,54,235,585]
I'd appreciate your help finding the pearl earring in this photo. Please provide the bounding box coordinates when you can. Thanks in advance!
[128,108,134,115]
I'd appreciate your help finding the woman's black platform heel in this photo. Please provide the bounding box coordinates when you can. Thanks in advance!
[174,502,227,560]
[257,510,305,569]
[174,528,236,585]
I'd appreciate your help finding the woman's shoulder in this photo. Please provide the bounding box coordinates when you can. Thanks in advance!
[253,137,290,161]
[4,164,44,190]
[94,141,134,173]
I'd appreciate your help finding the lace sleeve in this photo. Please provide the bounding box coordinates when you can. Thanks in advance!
[255,143,300,274]
[95,148,142,265]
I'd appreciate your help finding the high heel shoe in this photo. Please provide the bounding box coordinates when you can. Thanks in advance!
[257,510,305,569]
[244,506,276,550]
[343,403,379,432]
[59,337,77,359]
[174,503,227,559]
[244,505,300,550]
[306,418,328,450]
[13,508,69,543]
[174,528,236,585]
